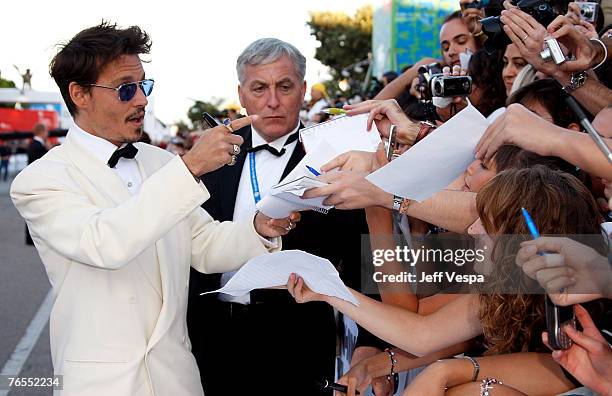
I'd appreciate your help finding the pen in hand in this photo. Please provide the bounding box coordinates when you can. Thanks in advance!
[318,379,360,395]
[306,165,321,176]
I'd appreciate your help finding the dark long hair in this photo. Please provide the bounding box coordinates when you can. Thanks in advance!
[507,78,580,127]
[468,49,507,117]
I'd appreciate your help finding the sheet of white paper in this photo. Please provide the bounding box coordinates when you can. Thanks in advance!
[300,113,381,154]
[201,250,359,306]
[366,104,489,202]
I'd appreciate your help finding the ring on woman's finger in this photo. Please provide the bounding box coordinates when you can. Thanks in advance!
[522,34,529,41]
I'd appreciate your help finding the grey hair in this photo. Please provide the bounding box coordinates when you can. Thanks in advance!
[236,38,306,85]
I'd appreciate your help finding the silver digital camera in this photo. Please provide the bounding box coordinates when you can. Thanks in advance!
[540,37,566,65]
[577,1,598,22]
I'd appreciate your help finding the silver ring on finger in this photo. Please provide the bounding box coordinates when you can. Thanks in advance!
[227,155,237,166]
[288,220,295,229]
[232,144,240,155]
[222,118,234,133]
[522,34,528,42]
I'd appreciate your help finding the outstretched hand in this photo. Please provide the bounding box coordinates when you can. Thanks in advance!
[286,273,326,303]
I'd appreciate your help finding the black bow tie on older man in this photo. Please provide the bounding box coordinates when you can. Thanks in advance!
[107,143,138,168]
[246,132,299,157]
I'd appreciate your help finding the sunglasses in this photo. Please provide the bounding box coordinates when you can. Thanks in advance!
[88,79,155,102]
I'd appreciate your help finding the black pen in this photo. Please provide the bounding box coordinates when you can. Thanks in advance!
[202,112,220,129]
[319,379,360,395]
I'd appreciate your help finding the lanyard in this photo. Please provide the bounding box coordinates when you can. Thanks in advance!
[248,152,261,204]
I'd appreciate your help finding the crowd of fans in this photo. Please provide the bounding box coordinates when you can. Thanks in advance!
[282,1,611,395]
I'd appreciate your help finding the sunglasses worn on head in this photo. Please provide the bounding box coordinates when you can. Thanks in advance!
[88,79,154,102]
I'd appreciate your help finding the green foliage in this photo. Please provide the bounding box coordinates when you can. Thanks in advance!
[0,77,16,89]
[308,6,372,97]
[187,98,224,130]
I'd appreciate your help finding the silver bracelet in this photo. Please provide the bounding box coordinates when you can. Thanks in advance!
[590,38,608,70]
[480,377,502,396]
[465,356,480,382]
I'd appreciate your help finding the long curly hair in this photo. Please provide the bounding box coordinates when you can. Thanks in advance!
[475,166,604,355]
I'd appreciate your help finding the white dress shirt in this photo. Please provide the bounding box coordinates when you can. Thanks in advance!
[220,124,300,304]
[69,121,143,195]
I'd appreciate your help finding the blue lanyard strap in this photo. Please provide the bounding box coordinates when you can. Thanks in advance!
[248,152,261,204]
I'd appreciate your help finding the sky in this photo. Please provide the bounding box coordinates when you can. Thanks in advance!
[1,0,374,125]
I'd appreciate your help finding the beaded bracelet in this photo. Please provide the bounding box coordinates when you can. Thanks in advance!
[480,378,502,396]
[384,348,397,382]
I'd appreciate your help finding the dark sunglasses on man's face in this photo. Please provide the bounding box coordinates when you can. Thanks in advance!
[88,79,154,102]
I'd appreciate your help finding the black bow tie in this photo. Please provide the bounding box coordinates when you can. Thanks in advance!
[107,143,138,168]
[247,132,299,157]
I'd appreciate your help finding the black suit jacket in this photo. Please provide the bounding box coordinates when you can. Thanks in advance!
[186,125,383,395]
[27,139,47,164]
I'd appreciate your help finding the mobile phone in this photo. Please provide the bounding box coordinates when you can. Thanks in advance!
[521,207,575,350]
[202,112,221,129]
[386,125,398,161]
[545,295,575,350]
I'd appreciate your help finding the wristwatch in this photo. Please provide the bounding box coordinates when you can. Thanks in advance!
[561,71,588,94]
[392,195,403,211]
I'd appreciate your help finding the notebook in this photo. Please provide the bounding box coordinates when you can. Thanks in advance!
[255,139,338,218]
[256,176,332,218]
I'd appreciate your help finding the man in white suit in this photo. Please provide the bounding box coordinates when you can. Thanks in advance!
[10,21,300,396]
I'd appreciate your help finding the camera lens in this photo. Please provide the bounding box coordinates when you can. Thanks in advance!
[581,7,593,18]
[433,80,443,96]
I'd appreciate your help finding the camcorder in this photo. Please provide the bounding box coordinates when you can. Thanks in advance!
[480,0,558,53]
[417,63,473,100]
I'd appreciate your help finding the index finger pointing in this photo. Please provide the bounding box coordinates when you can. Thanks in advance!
[228,114,260,132]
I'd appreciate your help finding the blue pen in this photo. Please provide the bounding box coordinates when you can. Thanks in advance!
[306,165,321,176]
[521,207,540,239]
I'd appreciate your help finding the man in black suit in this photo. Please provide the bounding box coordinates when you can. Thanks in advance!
[25,123,48,245]
[187,38,378,396]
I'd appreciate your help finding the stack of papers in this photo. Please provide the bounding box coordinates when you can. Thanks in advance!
[201,250,359,306]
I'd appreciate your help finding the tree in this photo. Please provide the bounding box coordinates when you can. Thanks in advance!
[308,6,372,98]
[187,98,224,130]
[0,75,17,108]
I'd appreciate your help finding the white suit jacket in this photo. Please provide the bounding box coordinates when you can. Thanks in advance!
[10,130,276,396]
